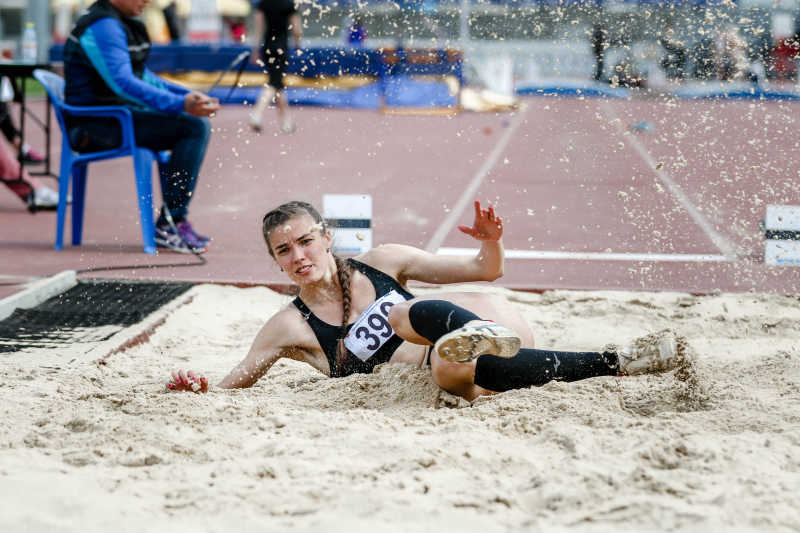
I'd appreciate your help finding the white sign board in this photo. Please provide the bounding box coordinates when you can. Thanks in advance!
[478,54,514,97]
[323,194,372,255]
[187,0,222,42]
[765,240,800,266]
[772,12,795,39]
[764,205,800,266]
[765,205,800,231]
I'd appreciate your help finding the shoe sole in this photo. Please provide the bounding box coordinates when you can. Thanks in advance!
[154,238,208,255]
[156,244,208,255]
[623,330,685,375]
[434,322,521,363]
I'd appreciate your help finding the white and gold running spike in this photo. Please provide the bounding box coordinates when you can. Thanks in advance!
[614,329,685,375]
[434,320,521,363]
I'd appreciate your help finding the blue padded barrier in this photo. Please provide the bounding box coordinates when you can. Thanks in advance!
[50,44,440,80]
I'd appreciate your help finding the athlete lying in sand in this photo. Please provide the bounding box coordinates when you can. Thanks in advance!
[168,200,685,401]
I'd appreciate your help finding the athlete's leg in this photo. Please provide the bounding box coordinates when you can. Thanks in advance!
[249,84,275,131]
[275,89,294,133]
[389,292,535,347]
[427,346,619,402]
[273,53,294,133]
[389,298,633,401]
[389,294,533,400]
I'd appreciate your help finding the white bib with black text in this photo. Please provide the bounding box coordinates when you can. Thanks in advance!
[344,290,407,362]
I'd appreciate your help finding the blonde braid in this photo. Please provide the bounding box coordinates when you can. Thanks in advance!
[334,255,353,375]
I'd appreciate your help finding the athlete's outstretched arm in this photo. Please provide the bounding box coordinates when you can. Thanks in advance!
[167,310,303,393]
[381,200,505,285]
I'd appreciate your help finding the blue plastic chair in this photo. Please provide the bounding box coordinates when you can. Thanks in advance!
[33,69,169,254]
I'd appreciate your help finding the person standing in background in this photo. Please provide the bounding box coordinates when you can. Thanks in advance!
[162,1,182,42]
[249,0,301,134]
[346,15,367,47]
[659,23,686,81]
[715,24,749,81]
[591,22,608,82]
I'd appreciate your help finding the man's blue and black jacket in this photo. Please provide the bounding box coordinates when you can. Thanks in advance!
[63,0,187,114]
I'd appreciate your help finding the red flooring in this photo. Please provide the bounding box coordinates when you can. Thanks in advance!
[1,95,799,301]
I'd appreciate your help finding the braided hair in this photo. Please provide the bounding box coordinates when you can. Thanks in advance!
[262,201,354,375]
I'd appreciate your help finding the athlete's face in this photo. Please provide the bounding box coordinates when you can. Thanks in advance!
[111,0,151,17]
[268,215,332,284]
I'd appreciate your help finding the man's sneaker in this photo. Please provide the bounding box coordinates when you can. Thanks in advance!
[434,320,521,363]
[613,329,685,375]
[177,220,210,246]
[21,144,45,164]
[155,221,209,253]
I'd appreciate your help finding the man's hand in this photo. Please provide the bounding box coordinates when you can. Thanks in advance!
[167,369,209,393]
[184,91,220,117]
[458,200,504,241]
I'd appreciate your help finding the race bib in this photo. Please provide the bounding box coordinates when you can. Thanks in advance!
[344,290,407,362]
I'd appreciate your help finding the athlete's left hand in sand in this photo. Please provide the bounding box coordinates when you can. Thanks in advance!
[457,200,503,241]
[167,369,209,393]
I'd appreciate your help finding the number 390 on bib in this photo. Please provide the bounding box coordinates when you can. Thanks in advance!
[344,290,407,362]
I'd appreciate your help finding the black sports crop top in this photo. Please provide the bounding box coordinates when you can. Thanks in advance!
[291,258,415,377]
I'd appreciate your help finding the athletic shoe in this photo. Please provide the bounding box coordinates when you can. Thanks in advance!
[280,121,296,134]
[155,221,209,253]
[434,320,521,363]
[614,329,684,375]
[249,115,262,133]
[31,186,58,209]
[177,220,211,246]
[21,144,45,164]
[26,186,71,212]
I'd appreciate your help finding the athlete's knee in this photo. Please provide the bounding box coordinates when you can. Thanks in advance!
[388,300,411,323]
[387,301,412,335]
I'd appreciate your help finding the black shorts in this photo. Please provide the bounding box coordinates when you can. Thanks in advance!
[260,47,288,90]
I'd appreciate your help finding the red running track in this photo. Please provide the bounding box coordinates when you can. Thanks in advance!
[1,95,799,300]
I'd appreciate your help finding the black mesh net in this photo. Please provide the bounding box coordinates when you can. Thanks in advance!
[0,280,193,353]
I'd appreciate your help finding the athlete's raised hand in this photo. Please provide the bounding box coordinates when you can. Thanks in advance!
[167,369,209,393]
[458,201,503,241]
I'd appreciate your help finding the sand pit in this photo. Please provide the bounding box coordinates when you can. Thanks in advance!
[1,284,798,532]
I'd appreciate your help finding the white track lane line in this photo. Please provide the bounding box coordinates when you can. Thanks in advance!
[425,103,531,253]
[437,247,730,262]
[600,100,740,260]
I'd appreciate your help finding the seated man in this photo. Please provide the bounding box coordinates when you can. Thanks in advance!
[63,0,219,253]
